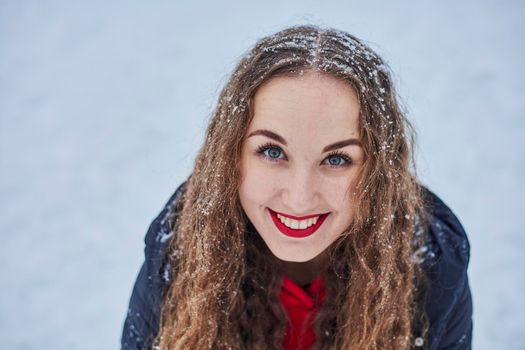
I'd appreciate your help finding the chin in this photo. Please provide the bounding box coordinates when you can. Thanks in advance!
[270,245,322,263]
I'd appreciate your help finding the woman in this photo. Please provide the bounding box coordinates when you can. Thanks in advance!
[121,25,472,349]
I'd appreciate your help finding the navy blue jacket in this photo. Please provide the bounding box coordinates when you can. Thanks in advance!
[121,182,473,349]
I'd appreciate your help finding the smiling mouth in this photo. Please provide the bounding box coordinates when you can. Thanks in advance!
[268,208,329,238]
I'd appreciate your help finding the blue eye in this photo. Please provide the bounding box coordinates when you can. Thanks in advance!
[265,147,283,159]
[323,152,352,168]
[328,156,344,165]
[256,142,286,161]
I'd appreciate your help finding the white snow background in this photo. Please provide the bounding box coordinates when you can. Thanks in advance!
[1,0,524,349]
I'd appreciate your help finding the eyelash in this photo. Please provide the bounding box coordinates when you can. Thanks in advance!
[255,142,353,168]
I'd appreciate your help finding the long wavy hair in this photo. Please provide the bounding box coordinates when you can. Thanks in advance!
[154,25,430,349]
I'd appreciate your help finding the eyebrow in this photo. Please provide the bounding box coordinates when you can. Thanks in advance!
[246,129,362,152]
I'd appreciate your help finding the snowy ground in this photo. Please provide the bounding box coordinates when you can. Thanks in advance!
[1,1,524,349]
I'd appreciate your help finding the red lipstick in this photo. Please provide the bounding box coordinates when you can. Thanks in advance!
[268,208,329,238]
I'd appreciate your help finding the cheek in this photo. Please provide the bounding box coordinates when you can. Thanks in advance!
[326,178,357,219]
[239,158,276,205]
[327,175,355,199]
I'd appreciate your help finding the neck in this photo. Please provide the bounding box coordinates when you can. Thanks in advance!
[279,250,329,287]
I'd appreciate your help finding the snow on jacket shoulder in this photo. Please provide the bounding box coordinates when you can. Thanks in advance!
[120,183,473,350]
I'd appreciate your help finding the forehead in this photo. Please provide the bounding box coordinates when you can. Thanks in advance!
[249,72,361,140]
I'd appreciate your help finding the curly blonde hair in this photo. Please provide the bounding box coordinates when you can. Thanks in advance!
[154,24,430,349]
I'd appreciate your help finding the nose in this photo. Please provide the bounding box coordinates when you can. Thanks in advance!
[280,167,320,215]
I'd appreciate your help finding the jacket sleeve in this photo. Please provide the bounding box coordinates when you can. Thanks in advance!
[121,182,186,350]
[438,275,473,349]
[418,188,473,350]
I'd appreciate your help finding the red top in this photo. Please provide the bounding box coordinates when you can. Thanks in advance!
[279,274,327,350]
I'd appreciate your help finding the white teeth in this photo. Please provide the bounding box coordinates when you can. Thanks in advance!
[276,213,321,230]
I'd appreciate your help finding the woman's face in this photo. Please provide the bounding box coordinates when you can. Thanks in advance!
[239,71,365,262]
